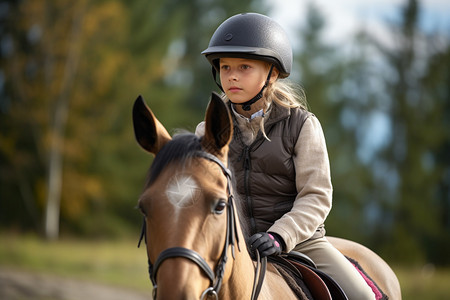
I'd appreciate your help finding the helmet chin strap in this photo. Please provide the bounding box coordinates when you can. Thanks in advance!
[212,64,275,111]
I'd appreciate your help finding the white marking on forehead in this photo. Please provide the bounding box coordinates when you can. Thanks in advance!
[166,174,200,209]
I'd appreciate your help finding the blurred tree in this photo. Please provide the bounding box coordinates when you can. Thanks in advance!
[293,1,450,266]
[422,42,450,265]
[0,0,263,239]
[293,3,374,242]
[0,0,130,239]
[368,0,450,264]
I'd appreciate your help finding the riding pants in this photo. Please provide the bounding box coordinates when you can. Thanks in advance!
[293,237,375,300]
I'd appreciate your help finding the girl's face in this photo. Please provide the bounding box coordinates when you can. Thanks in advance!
[219,58,277,104]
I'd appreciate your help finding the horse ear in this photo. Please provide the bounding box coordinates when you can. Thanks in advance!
[132,95,171,155]
[201,92,233,157]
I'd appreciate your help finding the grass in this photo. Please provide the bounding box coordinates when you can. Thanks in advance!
[1,233,449,299]
[395,264,450,300]
[0,233,151,292]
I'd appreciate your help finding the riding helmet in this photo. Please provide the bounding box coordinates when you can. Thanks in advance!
[202,13,292,78]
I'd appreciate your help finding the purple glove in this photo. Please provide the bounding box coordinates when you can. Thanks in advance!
[249,232,284,258]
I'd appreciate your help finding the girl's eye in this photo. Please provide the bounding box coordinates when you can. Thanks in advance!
[220,65,229,71]
[241,65,250,70]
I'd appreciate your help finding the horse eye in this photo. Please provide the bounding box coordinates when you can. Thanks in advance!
[214,200,227,215]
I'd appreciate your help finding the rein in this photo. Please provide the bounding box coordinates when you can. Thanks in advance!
[138,151,266,299]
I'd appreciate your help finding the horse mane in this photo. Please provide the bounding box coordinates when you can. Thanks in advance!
[145,132,202,187]
[144,131,252,241]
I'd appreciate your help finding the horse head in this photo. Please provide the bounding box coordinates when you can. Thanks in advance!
[133,92,242,299]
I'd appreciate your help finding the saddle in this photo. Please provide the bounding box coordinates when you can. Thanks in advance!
[269,251,348,300]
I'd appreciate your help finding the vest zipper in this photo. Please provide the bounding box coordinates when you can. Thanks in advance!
[243,146,257,233]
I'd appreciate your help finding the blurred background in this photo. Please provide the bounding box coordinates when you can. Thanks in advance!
[0,0,449,299]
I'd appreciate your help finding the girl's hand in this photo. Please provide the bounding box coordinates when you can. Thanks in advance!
[249,232,283,257]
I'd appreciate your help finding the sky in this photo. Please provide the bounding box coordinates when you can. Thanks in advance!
[267,0,450,49]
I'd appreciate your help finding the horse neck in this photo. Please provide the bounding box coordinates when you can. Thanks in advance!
[219,226,255,299]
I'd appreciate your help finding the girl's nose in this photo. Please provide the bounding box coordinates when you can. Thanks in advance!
[227,71,238,81]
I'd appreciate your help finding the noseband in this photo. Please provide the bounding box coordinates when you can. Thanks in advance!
[138,151,242,299]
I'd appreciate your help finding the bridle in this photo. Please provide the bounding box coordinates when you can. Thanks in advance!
[138,151,266,299]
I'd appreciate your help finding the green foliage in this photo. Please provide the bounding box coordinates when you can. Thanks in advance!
[366,0,450,264]
[293,3,375,243]
[0,0,264,238]
[291,0,450,266]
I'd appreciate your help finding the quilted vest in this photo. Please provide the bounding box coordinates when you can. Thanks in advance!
[228,102,310,235]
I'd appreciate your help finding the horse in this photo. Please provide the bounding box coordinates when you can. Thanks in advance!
[132,92,402,300]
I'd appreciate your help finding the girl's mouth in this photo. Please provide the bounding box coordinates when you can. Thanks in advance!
[228,87,242,92]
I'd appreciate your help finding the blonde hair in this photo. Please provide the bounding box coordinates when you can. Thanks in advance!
[264,79,308,111]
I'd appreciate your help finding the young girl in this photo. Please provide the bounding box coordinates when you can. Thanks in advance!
[197,13,375,300]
